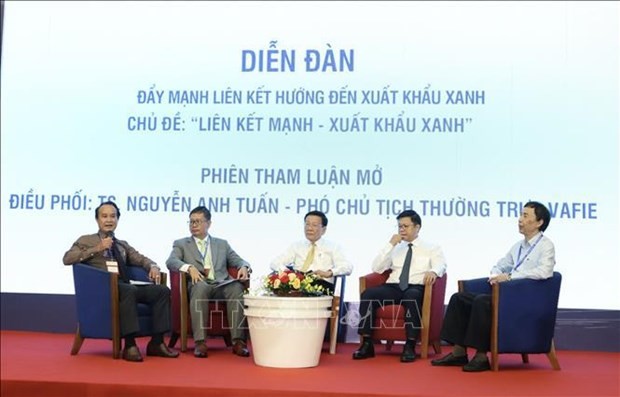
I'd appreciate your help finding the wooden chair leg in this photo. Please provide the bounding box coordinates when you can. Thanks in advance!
[547,339,561,370]
[329,296,340,354]
[70,327,84,355]
[180,330,188,352]
[385,340,394,352]
[420,339,429,359]
[521,353,530,364]
[420,280,433,359]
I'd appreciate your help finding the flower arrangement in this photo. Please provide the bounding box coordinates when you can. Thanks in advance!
[263,269,328,297]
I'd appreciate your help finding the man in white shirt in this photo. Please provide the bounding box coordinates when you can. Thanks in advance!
[431,201,555,372]
[353,210,447,363]
[270,210,353,293]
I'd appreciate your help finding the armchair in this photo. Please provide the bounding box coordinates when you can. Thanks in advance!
[359,271,447,358]
[458,271,562,371]
[70,263,167,359]
[168,267,248,352]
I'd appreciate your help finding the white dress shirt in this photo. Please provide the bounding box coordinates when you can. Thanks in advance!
[372,238,447,285]
[490,232,555,280]
[270,238,353,283]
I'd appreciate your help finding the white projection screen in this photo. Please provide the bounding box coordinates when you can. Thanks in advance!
[1,1,618,309]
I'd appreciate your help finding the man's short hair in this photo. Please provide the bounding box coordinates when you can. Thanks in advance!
[524,201,551,232]
[304,210,328,227]
[190,206,212,221]
[397,210,422,227]
[95,200,120,219]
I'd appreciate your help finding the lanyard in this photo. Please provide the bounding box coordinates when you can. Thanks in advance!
[514,234,543,271]
[197,237,210,260]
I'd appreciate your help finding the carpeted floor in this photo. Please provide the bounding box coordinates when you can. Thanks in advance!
[1,331,619,397]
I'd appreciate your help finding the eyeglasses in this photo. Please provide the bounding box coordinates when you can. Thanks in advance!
[188,220,206,226]
[305,223,323,229]
[398,224,415,230]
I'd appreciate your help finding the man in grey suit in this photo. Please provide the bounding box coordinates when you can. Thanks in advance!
[166,206,251,358]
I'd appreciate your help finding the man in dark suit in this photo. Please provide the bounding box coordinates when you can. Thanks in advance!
[63,200,179,362]
[166,206,251,358]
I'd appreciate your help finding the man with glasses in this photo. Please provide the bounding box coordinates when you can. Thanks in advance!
[353,209,447,363]
[431,201,555,372]
[270,210,352,294]
[166,206,251,358]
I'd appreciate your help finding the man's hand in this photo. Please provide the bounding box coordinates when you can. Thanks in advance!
[188,266,205,284]
[149,266,161,283]
[98,237,113,252]
[237,267,250,280]
[389,234,403,246]
[312,269,333,279]
[488,273,510,285]
[423,271,437,285]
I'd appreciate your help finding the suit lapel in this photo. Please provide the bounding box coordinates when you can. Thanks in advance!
[186,237,204,268]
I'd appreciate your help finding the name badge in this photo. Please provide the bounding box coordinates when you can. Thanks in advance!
[106,260,119,274]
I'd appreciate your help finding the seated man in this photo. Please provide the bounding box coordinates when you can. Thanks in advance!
[353,209,447,363]
[431,201,556,372]
[63,200,179,362]
[166,206,251,358]
[270,210,353,294]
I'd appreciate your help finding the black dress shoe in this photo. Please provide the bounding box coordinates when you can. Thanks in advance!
[352,339,375,360]
[400,341,416,363]
[431,352,469,366]
[462,356,491,372]
[232,340,250,357]
[122,346,143,362]
[146,342,180,358]
[194,341,208,358]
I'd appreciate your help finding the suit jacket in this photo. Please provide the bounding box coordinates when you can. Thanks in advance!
[166,235,250,281]
[62,232,157,273]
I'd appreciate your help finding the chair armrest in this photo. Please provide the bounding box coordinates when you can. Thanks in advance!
[458,277,492,295]
[359,271,390,294]
[227,266,250,289]
[333,275,346,297]
[73,263,118,338]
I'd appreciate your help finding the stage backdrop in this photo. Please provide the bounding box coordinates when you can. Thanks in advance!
[1,1,618,310]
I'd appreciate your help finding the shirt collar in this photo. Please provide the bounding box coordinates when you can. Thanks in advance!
[402,237,420,247]
[523,232,542,247]
[193,235,210,245]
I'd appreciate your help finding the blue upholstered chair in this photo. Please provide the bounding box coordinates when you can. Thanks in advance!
[70,263,167,359]
[458,271,562,371]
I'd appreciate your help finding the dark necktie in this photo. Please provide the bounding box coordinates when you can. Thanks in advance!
[399,243,413,291]
[112,242,130,283]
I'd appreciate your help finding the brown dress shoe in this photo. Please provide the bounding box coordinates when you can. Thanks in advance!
[146,342,180,358]
[122,345,143,362]
[232,340,250,357]
[194,341,208,358]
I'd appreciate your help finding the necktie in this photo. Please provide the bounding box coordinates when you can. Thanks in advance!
[399,243,413,291]
[301,243,316,272]
[198,239,215,280]
[112,243,130,283]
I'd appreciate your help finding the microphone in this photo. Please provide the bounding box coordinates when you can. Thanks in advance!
[105,231,115,259]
